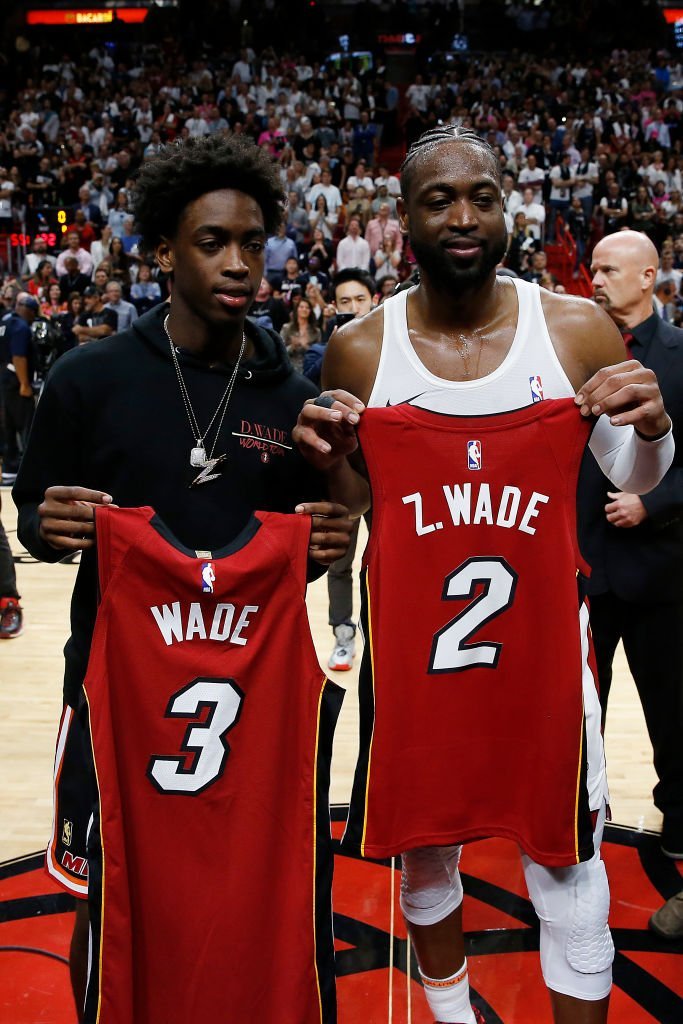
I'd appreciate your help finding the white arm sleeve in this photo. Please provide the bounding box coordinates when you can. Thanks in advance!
[588,415,674,494]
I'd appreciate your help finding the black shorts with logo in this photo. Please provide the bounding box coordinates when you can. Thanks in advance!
[46,704,93,898]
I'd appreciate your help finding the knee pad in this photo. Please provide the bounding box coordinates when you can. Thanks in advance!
[523,850,614,1001]
[400,845,463,926]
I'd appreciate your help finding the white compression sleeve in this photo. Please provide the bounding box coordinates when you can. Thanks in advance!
[588,415,674,494]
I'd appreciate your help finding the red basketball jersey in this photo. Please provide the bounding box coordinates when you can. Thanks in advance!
[345,398,599,867]
[83,506,342,1024]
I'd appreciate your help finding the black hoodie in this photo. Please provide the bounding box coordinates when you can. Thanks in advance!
[14,303,324,707]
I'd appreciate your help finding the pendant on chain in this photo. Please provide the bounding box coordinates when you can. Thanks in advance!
[190,445,208,468]
[189,454,228,488]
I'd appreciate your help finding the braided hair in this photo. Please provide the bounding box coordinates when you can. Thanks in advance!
[399,125,501,201]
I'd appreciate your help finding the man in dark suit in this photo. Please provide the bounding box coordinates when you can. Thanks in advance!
[587,230,683,859]
[75,185,103,229]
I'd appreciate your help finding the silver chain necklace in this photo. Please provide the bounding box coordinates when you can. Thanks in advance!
[163,313,246,486]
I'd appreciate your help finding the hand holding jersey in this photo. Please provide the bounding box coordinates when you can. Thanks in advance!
[38,486,118,551]
[576,359,670,436]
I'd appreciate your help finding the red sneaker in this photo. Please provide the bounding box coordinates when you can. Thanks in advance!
[0,597,23,638]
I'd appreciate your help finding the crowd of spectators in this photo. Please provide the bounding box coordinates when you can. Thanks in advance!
[1,38,683,351]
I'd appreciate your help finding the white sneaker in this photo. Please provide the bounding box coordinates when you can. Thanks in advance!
[328,623,356,672]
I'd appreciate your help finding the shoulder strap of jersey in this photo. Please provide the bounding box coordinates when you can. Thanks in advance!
[254,510,312,596]
[539,399,595,574]
[94,506,155,595]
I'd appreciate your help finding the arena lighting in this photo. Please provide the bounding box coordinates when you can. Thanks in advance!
[663,7,683,20]
[26,8,149,24]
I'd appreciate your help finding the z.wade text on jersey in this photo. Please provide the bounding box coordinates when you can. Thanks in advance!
[402,481,550,538]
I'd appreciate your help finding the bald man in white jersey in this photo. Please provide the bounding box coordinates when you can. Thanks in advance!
[294,127,673,1024]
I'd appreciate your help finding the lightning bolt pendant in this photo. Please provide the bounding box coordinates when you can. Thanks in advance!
[189,454,228,488]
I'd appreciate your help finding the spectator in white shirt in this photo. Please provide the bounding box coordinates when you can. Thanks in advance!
[308,193,337,240]
[90,224,113,272]
[520,187,546,242]
[346,162,375,197]
[55,231,93,277]
[502,172,522,231]
[656,251,683,293]
[547,153,576,242]
[0,167,15,231]
[571,147,599,219]
[405,75,431,114]
[374,165,401,197]
[517,153,546,204]
[335,217,371,272]
[20,237,56,281]
[307,170,343,216]
[232,50,253,84]
[184,107,210,137]
[645,112,671,150]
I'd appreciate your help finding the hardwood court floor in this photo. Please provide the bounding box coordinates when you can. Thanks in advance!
[0,488,681,1023]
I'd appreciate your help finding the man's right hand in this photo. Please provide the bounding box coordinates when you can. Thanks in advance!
[38,486,118,551]
[292,390,365,472]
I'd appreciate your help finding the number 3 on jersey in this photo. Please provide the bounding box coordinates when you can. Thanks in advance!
[429,557,518,673]
[147,677,244,795]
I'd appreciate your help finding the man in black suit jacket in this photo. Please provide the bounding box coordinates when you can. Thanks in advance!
[75,185,103,229]
[587,230,683,858]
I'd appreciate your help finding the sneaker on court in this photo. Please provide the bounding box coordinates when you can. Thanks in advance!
[0,471,17,485]
[328,623,356,672]
[0,598,23,638]
[649,890,683,940]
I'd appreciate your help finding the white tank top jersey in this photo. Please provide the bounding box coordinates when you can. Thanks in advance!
[369,277,575,413]
[365,275,609,814]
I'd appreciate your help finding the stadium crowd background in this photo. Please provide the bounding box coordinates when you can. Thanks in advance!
[0,1,682,370]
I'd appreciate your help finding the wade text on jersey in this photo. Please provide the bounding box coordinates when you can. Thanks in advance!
[402,482,551,537]
[150,600,260,646]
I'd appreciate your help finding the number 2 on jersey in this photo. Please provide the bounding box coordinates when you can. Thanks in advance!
[147,677,244,795]
[429,557,518,673]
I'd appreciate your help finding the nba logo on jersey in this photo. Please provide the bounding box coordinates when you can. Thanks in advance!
[201,562,215,594]
[467,440,482,470]
[529,375,544,403]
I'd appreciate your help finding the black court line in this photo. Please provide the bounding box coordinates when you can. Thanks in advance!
[0,945,69,966]
[0,893,75,924]
[0,851,44,881]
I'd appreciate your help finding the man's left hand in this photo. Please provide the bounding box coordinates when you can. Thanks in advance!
[605,491,648,528]
[576,359,671,438]
[296,501,354,565]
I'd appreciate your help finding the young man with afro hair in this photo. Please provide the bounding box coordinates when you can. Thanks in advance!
[13,133,352,1021]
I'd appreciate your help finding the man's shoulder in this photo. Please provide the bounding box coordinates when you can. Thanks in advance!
[650,317,683,350]
[540,286,606,335]
[4,319,31,348]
